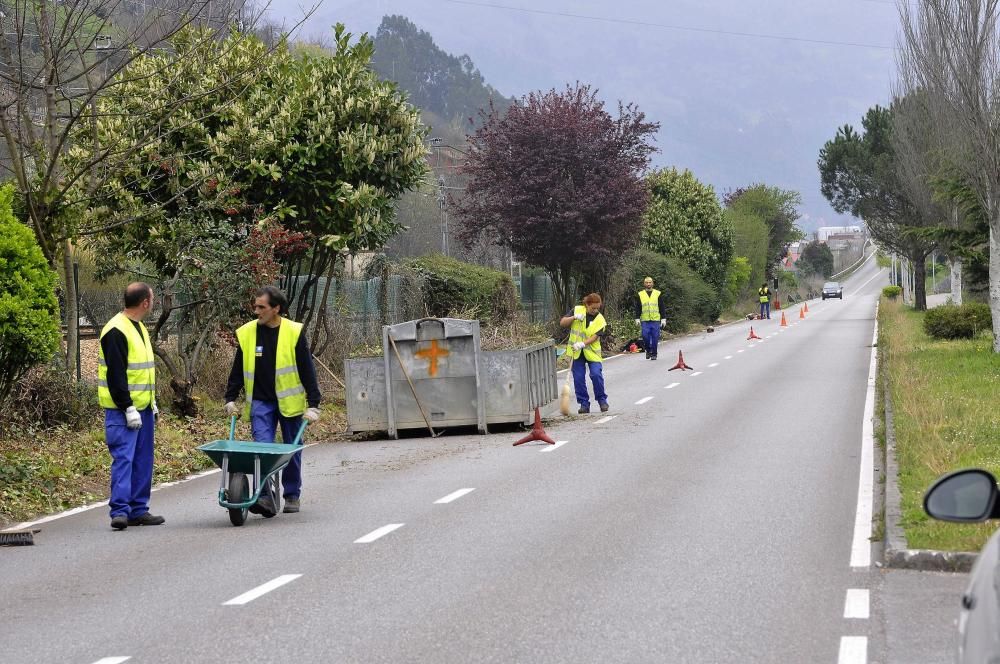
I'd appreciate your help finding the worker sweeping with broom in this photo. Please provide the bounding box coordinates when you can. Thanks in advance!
[559,293,609,414]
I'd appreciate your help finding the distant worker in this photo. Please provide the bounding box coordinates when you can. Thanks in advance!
[98,282,164,531]
[633,276,667,360]
[224,286,322,516]
[560,293,609,414]
[758,282,771,320]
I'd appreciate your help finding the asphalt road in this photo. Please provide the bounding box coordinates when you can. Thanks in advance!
[1,259,895,663]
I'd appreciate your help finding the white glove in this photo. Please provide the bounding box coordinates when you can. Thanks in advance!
[634,318,640,325]
[574,312,586,321]
[660,319,667,329]
[151,400,159,422]
[572,341,585,351]
[224,401,239,417]
[303,407,321,423]
[125,406,142,430]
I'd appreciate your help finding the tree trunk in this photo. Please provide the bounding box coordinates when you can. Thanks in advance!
[61,240,78,377]
[912,251,927,311]
[949,256,963,305]
[990,226,1000,353]
[901,258,911,305]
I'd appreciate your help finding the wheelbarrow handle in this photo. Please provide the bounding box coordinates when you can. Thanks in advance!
[291,419,308,446]
[229,414,237,441]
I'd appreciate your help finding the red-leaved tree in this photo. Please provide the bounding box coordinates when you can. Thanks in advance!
[454,83,659,315]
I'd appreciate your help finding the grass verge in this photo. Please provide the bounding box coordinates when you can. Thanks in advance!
[880,298,1000,550]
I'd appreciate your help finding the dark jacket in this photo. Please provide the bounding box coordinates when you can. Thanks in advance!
[224,323,321,408]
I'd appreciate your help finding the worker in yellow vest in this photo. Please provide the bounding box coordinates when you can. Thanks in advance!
[224,286,322,516]
[758,283,771,320]
[559,292,609,414]
[97,282,164,531]
[632,276,667,360]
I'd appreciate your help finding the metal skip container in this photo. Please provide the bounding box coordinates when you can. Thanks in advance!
[344,318,558,437]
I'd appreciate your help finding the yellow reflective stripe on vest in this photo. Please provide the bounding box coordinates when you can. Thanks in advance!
[639,289,661,321]
[97,312,156,410]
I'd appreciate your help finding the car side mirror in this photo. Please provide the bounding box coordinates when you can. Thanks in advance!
[924,469,999,523]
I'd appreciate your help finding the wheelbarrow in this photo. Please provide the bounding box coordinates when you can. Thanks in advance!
[197,416,307,526]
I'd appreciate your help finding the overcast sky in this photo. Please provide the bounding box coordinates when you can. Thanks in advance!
[267,0,900,232]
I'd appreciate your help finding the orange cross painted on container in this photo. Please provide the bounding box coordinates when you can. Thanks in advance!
[414,339,450,377]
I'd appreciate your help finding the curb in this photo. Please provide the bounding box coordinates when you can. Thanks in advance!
[881,346,978,573]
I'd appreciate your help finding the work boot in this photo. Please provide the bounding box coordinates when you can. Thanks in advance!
[650,355,657,360]
[599,402,609,413]
[578,405,590,415]
[250,495,276,517]
[645,351,650,359]
[127,513,165,526]
[283,497,300,514]
[111,515,128,531]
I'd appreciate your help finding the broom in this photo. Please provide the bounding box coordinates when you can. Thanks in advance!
[559,368,573,416]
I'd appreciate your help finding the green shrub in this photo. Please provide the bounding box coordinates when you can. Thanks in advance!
[882,285,902,299]
[923,303,993,340]
[405,254,518,324]
[0,185,60,403]
[5,362,99,430]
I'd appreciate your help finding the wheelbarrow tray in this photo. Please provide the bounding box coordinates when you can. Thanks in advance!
[198,439,304,476]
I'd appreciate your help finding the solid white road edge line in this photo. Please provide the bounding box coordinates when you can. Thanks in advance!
[594,415,616,424]
[223,574,302,606]
[355,523,405,544]
[435,488,476,503]
[540,440,569,453]
[850,302,879,569]
[844,589,870,619]
[837,636,867,664]
[634,396,654,405]
[665,382,680,389]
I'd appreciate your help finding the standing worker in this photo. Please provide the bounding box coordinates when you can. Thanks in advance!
[758,282,771,320]
[559,293,609,414]
[98,282,164,531]
[632,276,667,360]
[224,286,321,516]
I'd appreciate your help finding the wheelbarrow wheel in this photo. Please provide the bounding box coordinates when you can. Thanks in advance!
[227,472,249,527]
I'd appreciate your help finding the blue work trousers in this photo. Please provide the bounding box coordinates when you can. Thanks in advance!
[250,400,304,499]
[641,321,660,357]
[760,301,770,319]
[105,407,155,519]
[572,358,607,410]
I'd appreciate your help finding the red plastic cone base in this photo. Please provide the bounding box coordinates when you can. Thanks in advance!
[513,407,556,446]
[668,350,693,371]
[747,326,762,340]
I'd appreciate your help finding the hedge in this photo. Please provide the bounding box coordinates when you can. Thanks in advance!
[404,254,519,324]
[923,302,993,340]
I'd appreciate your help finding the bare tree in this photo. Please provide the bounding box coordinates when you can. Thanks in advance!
[0,0,304,373]
[898,0,1000,349]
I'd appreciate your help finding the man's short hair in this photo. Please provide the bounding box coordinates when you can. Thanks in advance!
[583,292,602,306]
[255,286,289,315]
[123,282,153,308]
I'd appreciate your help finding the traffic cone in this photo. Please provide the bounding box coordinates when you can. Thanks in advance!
[747,326,762,340]
[513,407,556,446]
[804,301,809,313]
[668,350,693,371]
[799,306,805,319]
[780,311,787,327]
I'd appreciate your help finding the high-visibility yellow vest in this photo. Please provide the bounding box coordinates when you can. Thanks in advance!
[567,305,606,363]
[98,312,156,410]
[759,287,770,303]
[638,289,661,321]
[236,318,306,418]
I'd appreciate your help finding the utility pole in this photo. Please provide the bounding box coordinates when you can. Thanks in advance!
[437,174,449,257]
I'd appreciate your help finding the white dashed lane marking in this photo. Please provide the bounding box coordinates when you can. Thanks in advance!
[844,589,870,619]
[539,440,569,453]
[837,636,867,664]
[708,363,719,368]
[91,659,131,664]
[665,382,680,389]
[355,524,405,544]
[595,415,616,424]
[724,355,733,360]
[435,488,475,504]
[634,396,654,405]
[223,574,302,606]
[689,371,703,377]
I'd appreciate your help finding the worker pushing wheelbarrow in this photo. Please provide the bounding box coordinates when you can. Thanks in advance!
[201,285,323,525]
[198,416,308,526]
